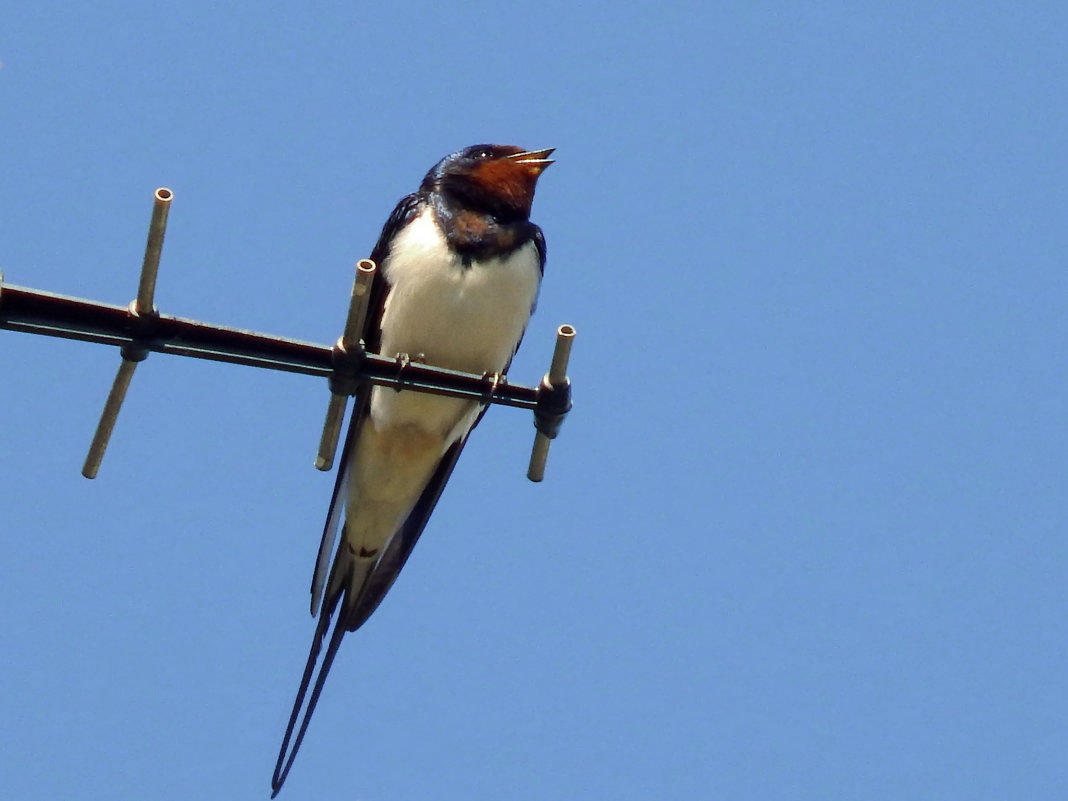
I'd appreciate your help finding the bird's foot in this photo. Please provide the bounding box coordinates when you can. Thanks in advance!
[481,371,507,402]
[392,352,427,391]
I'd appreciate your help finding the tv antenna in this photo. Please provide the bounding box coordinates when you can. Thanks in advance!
[0,187,573,482]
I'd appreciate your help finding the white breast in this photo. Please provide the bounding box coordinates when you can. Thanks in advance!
[370,207,542,443]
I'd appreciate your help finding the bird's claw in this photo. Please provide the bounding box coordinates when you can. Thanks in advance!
[481,371,507,402]
[392,352,427,391]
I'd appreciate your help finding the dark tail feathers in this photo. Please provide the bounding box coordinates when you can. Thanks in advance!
[271,551,357,796]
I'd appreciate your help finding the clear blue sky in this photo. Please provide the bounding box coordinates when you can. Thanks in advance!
[3,2,1067,799]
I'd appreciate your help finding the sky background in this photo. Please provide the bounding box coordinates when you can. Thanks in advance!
[2,2,1067,799]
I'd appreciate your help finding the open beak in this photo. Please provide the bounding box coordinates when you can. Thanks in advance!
[505,147,556,174]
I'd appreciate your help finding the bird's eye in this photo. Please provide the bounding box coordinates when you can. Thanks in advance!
[475,149,492,159]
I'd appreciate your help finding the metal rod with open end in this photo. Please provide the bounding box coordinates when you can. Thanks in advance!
[82,187,173,478]
[527,324,575,482]
[314,259,377,471]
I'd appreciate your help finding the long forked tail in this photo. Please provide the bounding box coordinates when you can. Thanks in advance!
[271,558,355,797]
[271,431,470,794]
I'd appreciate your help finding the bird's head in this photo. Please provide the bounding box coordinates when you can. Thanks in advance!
[423,144,554,221]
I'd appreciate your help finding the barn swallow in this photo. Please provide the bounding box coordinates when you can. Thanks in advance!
[271,144,554,795]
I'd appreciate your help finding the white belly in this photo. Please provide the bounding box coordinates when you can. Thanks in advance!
[370,208,541,444]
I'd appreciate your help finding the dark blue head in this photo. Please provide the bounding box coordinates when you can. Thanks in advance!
[421,144,554,221]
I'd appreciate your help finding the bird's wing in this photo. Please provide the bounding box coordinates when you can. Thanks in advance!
[308,398,359,616]
[307,192,423,617]
[532,224,547,276]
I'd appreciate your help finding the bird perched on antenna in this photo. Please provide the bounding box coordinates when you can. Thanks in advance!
[272,144,554,795]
